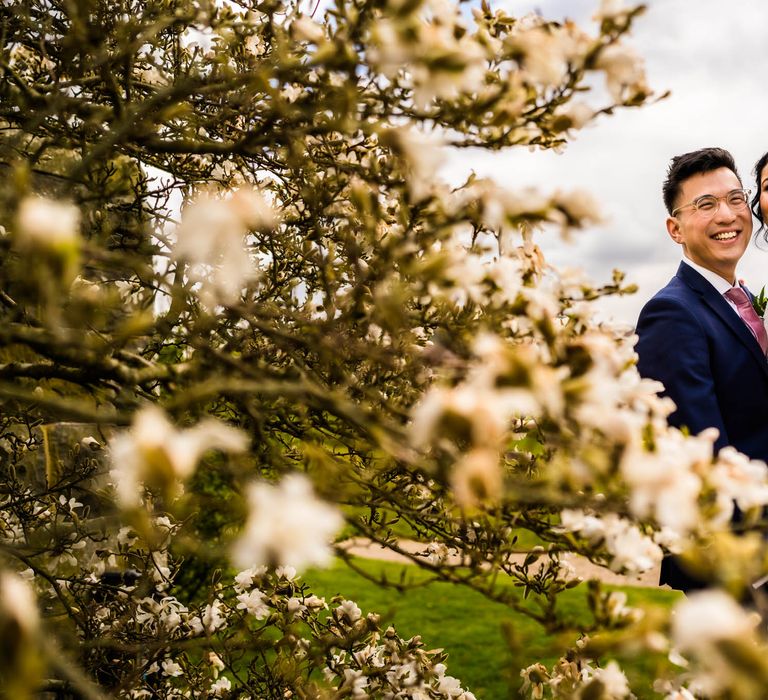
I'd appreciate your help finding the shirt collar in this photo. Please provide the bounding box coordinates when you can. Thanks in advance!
[681,256,738,295]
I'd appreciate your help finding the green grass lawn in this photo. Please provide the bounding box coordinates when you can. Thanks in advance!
[306,558,681,699]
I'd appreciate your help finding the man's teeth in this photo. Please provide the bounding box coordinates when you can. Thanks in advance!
[713,231,738,240]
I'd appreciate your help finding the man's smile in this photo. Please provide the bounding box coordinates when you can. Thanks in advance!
[711,230,739,241]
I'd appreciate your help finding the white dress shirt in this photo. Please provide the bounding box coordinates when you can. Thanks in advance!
[680,256,740,314]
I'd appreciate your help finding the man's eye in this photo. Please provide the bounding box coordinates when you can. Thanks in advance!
[696,198,716,211]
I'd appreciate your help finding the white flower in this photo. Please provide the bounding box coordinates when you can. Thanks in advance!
[275,565,297,581]
[559,510,662,574]
[410,34,486,109]
[109,406,248,507]
[485,256,524,305]
[161,659,183,677]
[520,286,560,322]
[425,541,451,565]
[291,16,324,44]
[511,27,568,86]
[595,44,647,101]
[591,660,630,699]
[210,676,232,696]
[304,595,326,609]
[467,179,550,231]
[280,83,303,103]
[231,474,343,572]
[663,690,696,700]
[209,651,225,675]
[156,596,187,631]
[369,4,487,109]
[341,668,369,698]
[173,188,277,307]
[15,195,80,250]
[201,599,227,633]
[672,590,758,655]
[236,589,269,619]
[58,495,83,511]
[411,383,537,451]
[603,517,663,573]
[437,673,463,697]
[287,597,306,618]
[559,509,606,542]
[387,127,446,203]
[336,600,362,623]
[653,527,685,555]
[556,101,594,130]
[709,447,768,517]
[233,566,267,593]
[619,429,709,534]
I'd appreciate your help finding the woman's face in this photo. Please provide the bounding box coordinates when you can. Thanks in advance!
[760,162,768,223]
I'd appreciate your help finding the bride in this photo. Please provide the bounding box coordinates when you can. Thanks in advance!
[752,151,768,238]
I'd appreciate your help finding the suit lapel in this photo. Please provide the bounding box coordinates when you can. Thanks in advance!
[676,263,768,378]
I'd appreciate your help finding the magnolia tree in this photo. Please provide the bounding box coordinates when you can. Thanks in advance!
[2,0,768,698]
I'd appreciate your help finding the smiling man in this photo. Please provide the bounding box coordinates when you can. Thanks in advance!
[635,147,768,592]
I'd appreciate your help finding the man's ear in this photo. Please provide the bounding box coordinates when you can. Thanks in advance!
[666,216,682,244]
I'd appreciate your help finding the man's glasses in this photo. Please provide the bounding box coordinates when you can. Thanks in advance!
[672,188,751,217]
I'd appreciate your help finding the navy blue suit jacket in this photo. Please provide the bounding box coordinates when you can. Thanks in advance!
[636,262,768,590]
[636,262,768,461]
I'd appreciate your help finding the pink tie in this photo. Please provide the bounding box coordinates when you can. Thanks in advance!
[724,287,768,355]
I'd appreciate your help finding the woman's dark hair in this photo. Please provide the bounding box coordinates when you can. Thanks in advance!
[751,151,768,239]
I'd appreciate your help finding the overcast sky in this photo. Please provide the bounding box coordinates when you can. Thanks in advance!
[442,0,768,326]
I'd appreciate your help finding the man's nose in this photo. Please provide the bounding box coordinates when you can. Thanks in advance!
[714,201,738,221]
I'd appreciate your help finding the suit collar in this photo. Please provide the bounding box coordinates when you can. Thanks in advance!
[676,262,768,375]
[680,257,735,294]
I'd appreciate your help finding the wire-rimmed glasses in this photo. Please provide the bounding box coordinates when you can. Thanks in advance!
[671,188,751,217]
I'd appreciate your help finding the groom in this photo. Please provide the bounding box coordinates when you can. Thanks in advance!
[635,147,768,592]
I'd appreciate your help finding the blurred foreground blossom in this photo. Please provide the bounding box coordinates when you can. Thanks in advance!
[589,660,630,699]
[110,406,249,507]
[15,195,81,250]
[0,571,42,699]
[368,0,487,109]
[450,448,502,508]
[173,187,278,308]
[619,428,712,534]
[14,195,81,284]
[671,589,762,697]
[672,589,759,655]
[384,126,446,203]
[509,26,570,87]
[290,15,324,44]
[559,510,663,574]
[709,446,768,520]
[593,0,633,22]
[0,570,39,637]
[231,473,343,572]
[595,43,647,101]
